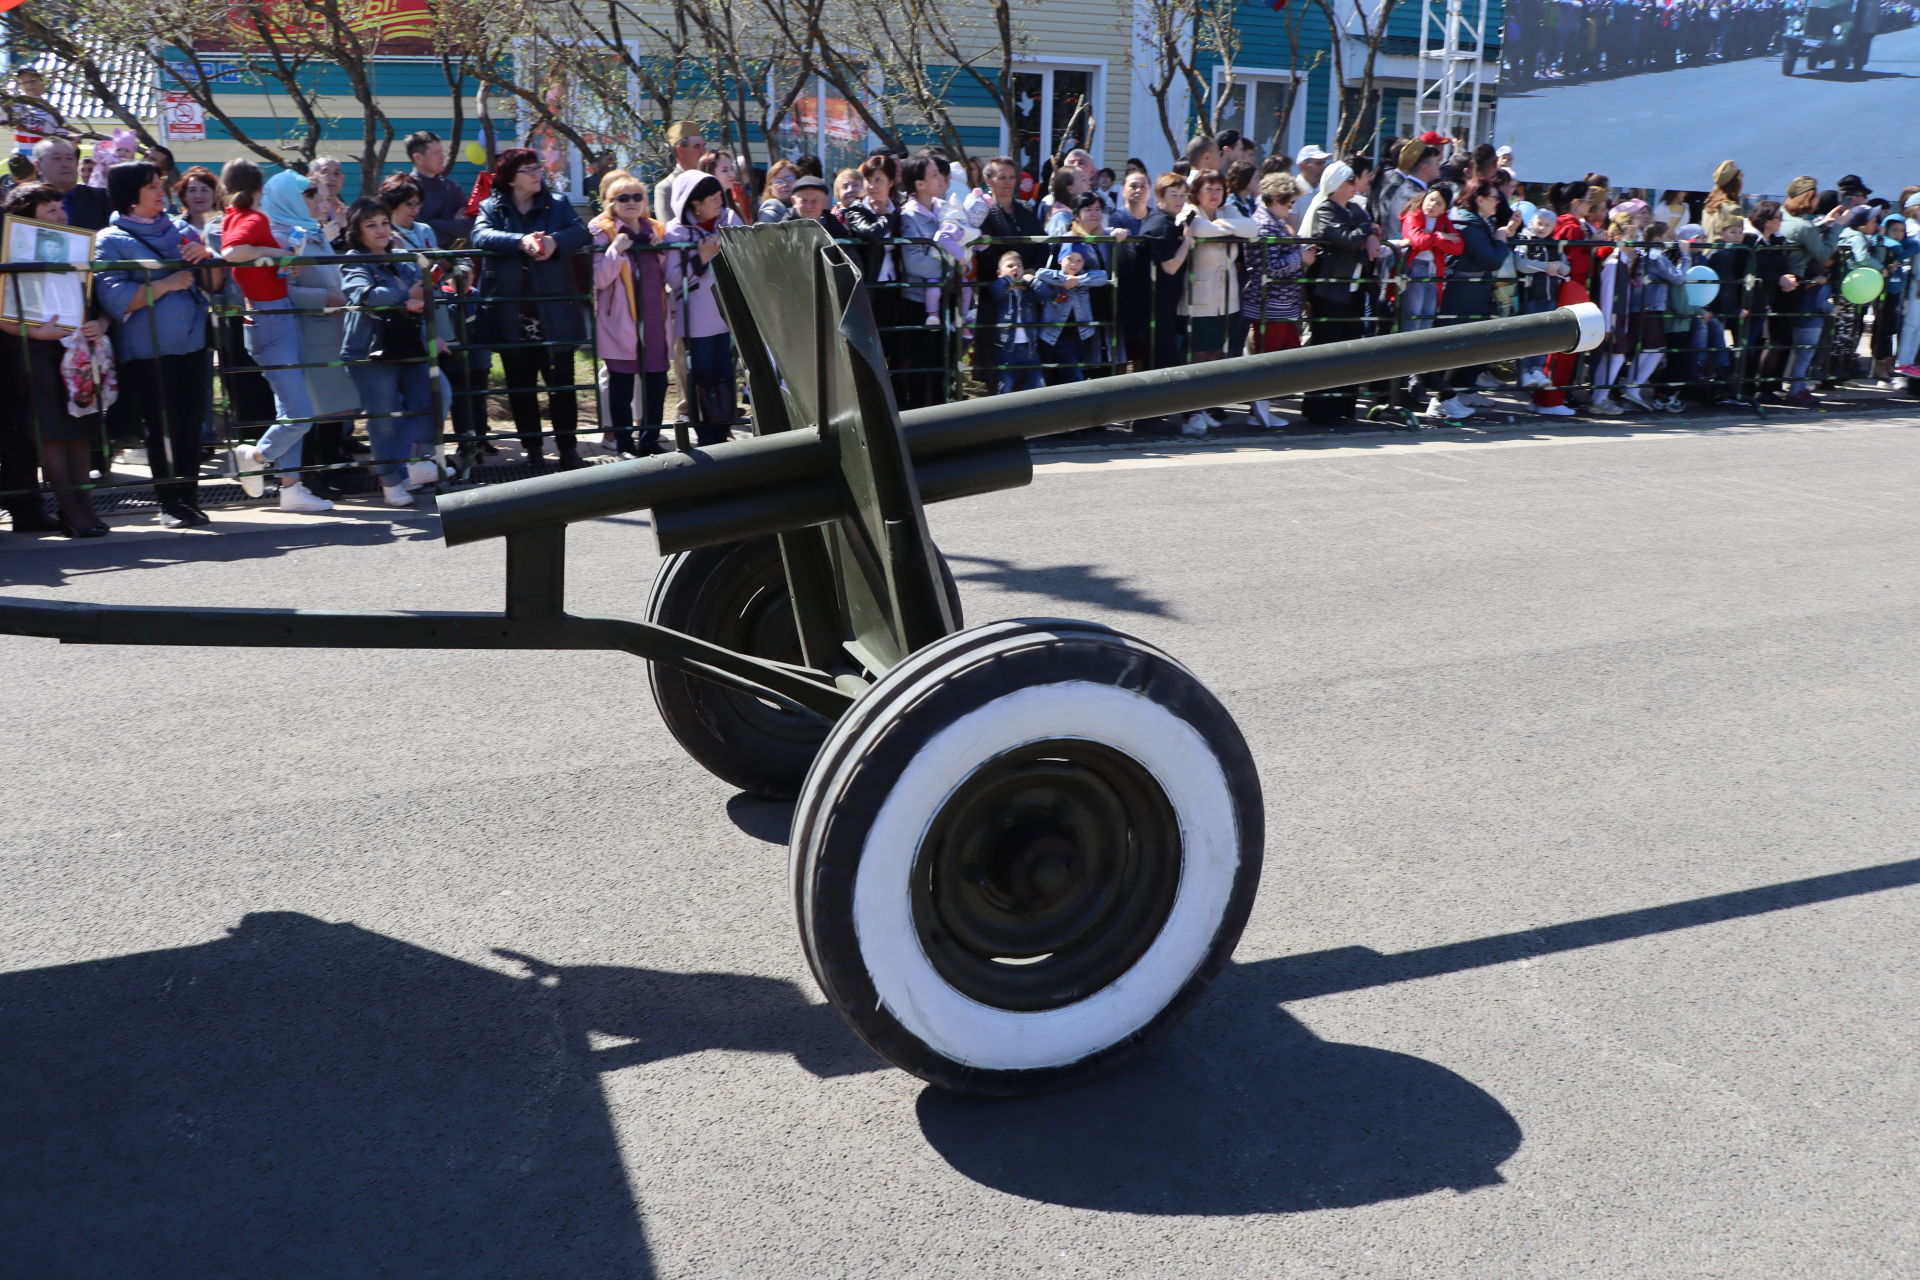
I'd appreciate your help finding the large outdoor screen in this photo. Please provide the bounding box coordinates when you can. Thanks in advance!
[1495,0,1920,198]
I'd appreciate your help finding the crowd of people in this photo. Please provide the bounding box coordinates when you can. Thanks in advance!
[1501,0,1920,84]
[3,118,1917,538]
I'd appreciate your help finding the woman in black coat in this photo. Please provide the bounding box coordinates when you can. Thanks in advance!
[1135,172,1197,374]
[1301,161,1380,424]
[1436,178,1513,397]
[471,148,592,468]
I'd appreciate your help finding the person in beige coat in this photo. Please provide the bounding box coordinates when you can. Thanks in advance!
[1174,168,1258,433]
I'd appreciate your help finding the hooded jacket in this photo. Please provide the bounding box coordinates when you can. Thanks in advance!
[662,169,745,340]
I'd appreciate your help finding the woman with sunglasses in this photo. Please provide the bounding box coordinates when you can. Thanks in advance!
[589,171,671,455]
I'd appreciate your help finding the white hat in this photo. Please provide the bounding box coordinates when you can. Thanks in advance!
[1905,191,1920,210]
[1296,144,1331,162]
[1496,144,1514,158]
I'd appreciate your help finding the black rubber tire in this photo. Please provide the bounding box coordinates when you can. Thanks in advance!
[790,619,1264,1096]
[646,537,961,799]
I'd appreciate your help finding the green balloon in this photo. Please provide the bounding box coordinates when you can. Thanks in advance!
[1841,266,1885,305]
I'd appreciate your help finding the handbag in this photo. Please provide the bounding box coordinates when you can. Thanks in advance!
[370,307,426,361]
[369,264,427,361]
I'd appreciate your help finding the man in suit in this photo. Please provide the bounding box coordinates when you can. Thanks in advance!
[31,138,110,229]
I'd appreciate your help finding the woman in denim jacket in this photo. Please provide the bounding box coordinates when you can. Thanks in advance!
[340,199,440,507]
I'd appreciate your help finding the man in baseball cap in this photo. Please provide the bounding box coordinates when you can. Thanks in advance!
[1295,144,1331,189]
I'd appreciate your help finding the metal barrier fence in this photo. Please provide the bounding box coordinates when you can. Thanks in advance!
[1,228,1909,515]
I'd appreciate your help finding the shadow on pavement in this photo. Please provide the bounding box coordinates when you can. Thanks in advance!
[946,552,1174,618]
[725,793,795,844]
[0,513,438,590]
[918,963,1521,1213]
[922,855,1920,1212]
[0,912,879,1278]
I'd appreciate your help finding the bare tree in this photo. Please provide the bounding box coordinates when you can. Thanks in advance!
[1316,0,1403,154]
[1,4,164,148]
[4,0,330,165]
[1264,0,1324,155]
[1136,0,1241,156]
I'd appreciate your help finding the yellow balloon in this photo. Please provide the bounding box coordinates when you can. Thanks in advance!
[463,141,487,166]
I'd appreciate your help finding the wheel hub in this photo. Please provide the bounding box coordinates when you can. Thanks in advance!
[913,741,1182,1011]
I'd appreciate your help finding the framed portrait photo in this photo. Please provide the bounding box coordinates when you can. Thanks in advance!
[1,215,96,337]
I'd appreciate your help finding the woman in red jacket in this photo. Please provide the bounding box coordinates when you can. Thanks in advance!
[1535,184,1605,412]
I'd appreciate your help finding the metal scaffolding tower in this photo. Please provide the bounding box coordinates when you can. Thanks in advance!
[1414,0,1491,147]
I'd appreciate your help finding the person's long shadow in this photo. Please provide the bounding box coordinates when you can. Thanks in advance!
[0,911,881,1279]
[0,512,438,590]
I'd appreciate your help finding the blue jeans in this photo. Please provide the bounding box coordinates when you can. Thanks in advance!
[243,299,315,472]
[349,360,437,484]
[1400,278,1439,333]
[996,341,1044,394]
[1680,316,1729,388]
[1045,330,1088,382]
[1517,298,1554,379]
[1788,283,1832,393]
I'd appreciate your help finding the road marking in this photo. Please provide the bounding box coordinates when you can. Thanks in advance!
[1032,415,1920,477]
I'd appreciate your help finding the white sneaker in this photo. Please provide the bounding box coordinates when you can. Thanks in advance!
[1535,403,1577,417]
[1519,369,1551,389]
[404,460,439,489]
[1620,387,1655,412]
[1590,396,1624,414]
[1198,410,1222,429]
[381,483,415,507]
[1250,399,1280,428]
[1430,396,1475,420]
[1475,371,1504,389]
[278,482,334,514]
[1181,413,1210,436]
[1460,391,1497,408]
[231,444,267,498]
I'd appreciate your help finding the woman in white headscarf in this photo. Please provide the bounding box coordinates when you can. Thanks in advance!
[261,168,361,496]
[1300,159,1381,425]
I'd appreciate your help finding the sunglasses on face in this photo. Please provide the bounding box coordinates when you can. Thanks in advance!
[613,193,645,203]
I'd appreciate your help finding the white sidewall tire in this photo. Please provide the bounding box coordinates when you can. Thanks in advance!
[792,620,1263,1096]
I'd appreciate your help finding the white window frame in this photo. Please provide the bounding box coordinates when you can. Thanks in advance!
[1001,56,1108,169]
[1210,66,1311,160]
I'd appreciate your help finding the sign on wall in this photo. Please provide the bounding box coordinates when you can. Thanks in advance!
[160,90,206,142]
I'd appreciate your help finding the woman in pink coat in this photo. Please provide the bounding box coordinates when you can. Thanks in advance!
[590,171,672,455]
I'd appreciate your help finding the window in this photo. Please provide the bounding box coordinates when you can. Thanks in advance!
[1214,73,1311,160]
[774,75,874,175]
[1005,64,1096,192]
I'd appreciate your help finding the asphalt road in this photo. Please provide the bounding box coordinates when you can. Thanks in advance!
[3,415,1917,1279]
[1498,21,1920,196]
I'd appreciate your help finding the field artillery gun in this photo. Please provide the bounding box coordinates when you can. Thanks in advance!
[0,223,1602,1095]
